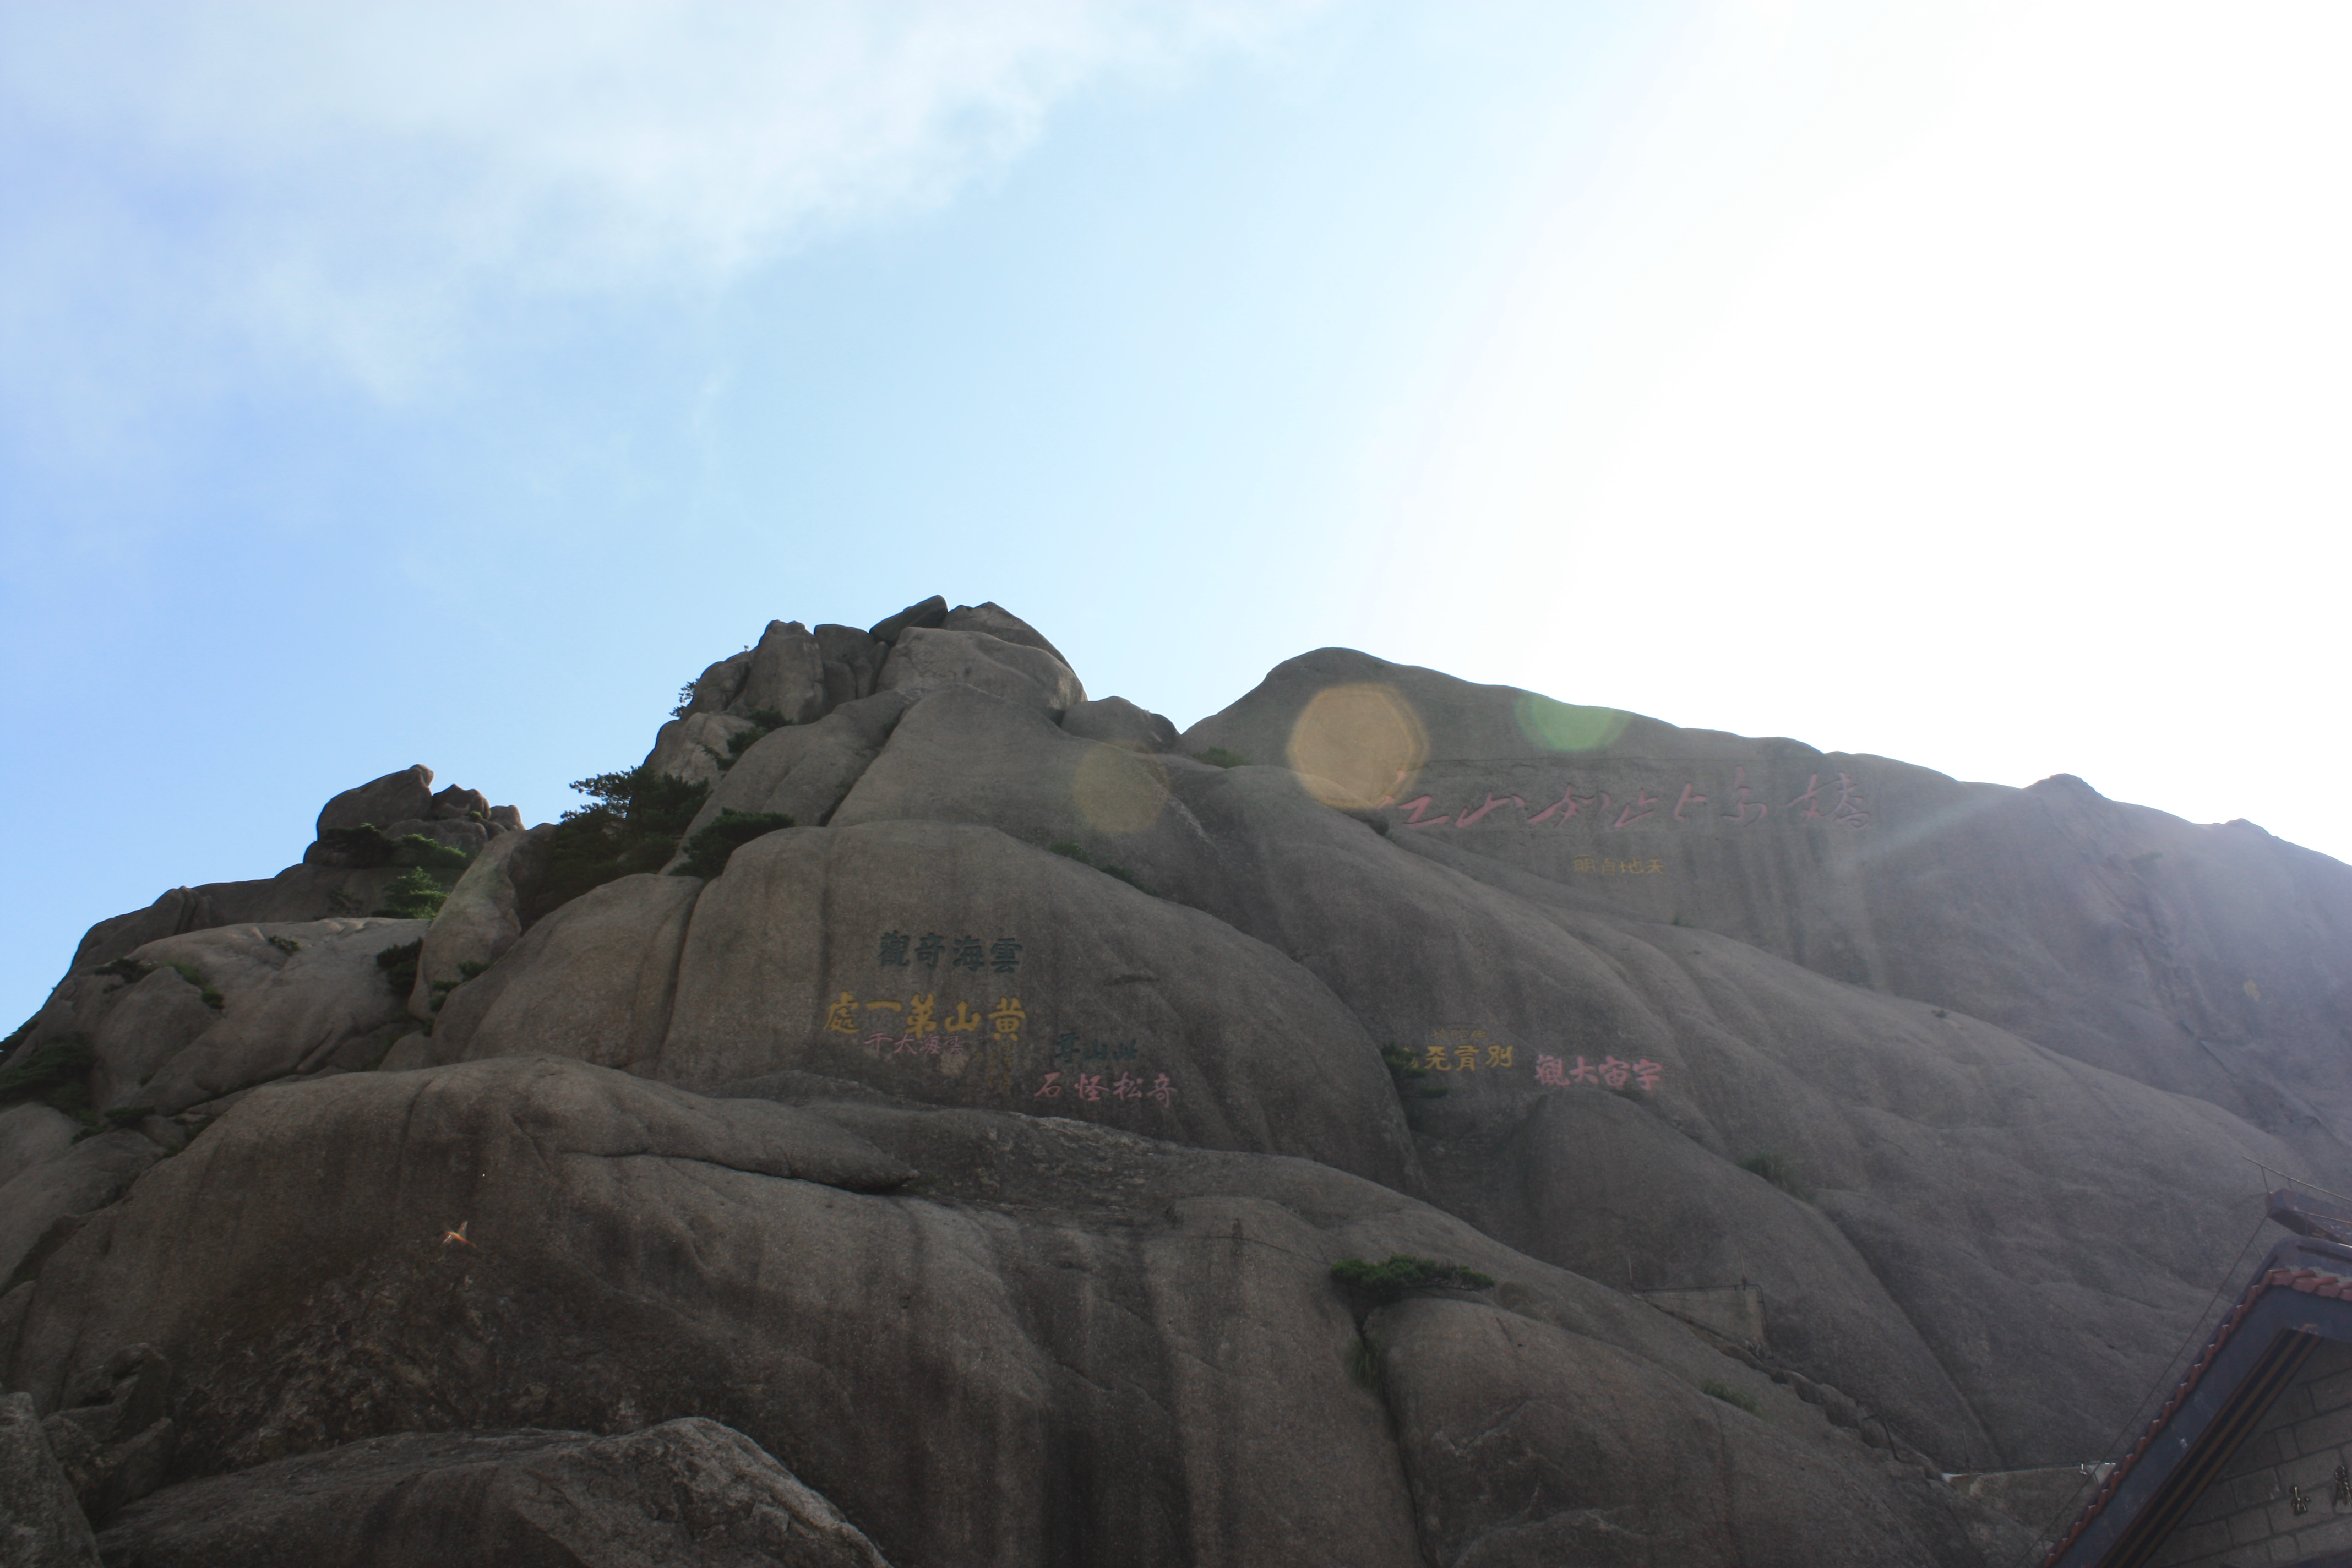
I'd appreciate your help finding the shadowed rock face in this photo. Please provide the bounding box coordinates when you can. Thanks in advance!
[3,600,2346,1564]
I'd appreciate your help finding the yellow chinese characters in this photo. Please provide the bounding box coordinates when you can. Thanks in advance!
[1571,856,1664,875]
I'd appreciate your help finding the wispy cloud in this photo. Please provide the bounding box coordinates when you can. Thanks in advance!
[0,2,1325,407]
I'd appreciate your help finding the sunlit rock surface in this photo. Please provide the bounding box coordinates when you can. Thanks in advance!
[4,595,2344,1566]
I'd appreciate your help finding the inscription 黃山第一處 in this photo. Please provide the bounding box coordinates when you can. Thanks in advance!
[827,987,1179,1110]
[1383,767,1870,833]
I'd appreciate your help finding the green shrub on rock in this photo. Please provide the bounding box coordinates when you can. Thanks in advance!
[673,810,796,880]
[0,1033,94,1104]
[1329,1254,1494,1305]
[524,765,712,924]
[373,867,452,921]
[377,940,423,998]
[718,710,794,769]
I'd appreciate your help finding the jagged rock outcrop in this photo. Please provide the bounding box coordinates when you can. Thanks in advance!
[3,596,2348,1566]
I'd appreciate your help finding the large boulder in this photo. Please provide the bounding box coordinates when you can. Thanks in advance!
[645,712,758,788]
[315,767,435,837]
[865,595,947,645]
[876,627,1084,716]
[829,687,1203,863]
[813,624,887,712]
[438,821,1419,1190]
[39,920,429,1117]
[940,601,1072,669]
[671,693,911,851]
[409,826,553,1020]
[1060,695,1179,754]
[7,1057,2006,1568]
[96,1419,894,1568]
[733,622,827,726]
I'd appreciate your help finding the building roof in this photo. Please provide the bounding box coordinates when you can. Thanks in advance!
[2047,1191,2352,1568]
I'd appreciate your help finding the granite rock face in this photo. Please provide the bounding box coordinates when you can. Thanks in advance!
[97,1419,895,1568]
[5,600,2349,1565]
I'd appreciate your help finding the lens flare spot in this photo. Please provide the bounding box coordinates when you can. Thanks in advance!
[1287,684,1429,808]
[1074,743,1169,835]
[1514,691,1629,753]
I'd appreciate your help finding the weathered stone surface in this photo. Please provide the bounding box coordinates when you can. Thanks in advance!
[814,624,886,713]
[0,1131,159,1291]
[315,766,436,837]
[1183,649,2352,1170]
[87,967,220,1109]
[0,1103,77,1190]
[1060,695,1179,753]
[409,825,552,1020]
[444,820,1418,1188]
[1467,1088,1991,1464]
[97,1419,895,1568]
[683,652,754,718]
[941,601,1073,669]
[59,867,398,979]
[865,594,946,644]
[1370,1296,2032,1567]
[830,686,1200,861]
[671,693,911,853]
[41,1343,175,1525]
[428,785,490,821]
[0,1392,100,1568]
[645,711,758,788]
[487,804,525,834]
[428,878,704,1075]
[733,621,828,725]
[61,921,428,1115]
[9,1058,1991,1568]
[876,627,1085,715]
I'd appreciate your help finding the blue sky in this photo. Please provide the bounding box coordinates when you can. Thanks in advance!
[3,2,2346,1025]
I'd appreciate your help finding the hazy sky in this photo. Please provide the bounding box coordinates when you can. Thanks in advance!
[3,2,2345,1023]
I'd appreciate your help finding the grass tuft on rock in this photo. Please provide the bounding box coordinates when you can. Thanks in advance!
[673,809,796,880]
[1738,1150,1812,1202]
[1702,1379,1763,1415]
[1329,1254,1494,1305]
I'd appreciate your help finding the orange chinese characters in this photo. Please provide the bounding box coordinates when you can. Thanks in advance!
[824,992,859,1033]
[989,997,1026,1037]
[941,1001,983,1033]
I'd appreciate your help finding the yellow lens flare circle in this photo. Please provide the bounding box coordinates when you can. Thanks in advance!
[1073,743,1170,835]
[1286,684,1429,808]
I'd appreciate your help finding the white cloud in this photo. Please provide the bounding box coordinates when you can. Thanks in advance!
[0,1,1324,402]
